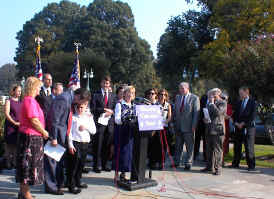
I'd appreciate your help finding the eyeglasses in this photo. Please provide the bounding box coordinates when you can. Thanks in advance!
[149,92,156,95]
[159,93,166,96]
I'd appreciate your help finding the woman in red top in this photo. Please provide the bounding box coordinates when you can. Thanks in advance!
[222,94,233,165]
[16,77,49,199]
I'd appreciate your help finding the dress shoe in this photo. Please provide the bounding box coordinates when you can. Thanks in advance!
[200,167,212,172]
[45,188,64,195]
[213,171,221,175]
[76,183,88,189]
[69,187,81,194]
[82,167,90,173]
[248,167,256,172]
[229,164,239,168]
[103,167,111,172]
[184,165,191,171]
[93,168,101,173]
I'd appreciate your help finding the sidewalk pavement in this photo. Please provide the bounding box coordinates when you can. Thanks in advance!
[0,159,274,199]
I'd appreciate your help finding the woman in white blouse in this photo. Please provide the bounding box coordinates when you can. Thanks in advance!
[113,86,136,182]
[67,100,96,194]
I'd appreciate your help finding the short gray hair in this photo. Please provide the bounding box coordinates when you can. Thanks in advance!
[207,88,222,96]
[179,82,189,89]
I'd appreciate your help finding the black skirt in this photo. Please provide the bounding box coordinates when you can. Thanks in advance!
[16,133,44,185]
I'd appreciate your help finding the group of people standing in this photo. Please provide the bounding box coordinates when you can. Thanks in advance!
[2,73,257,199]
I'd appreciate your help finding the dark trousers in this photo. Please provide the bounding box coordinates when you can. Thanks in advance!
[194,127,207,161]
[148,131,162,167]
[44,153,65,191]
[232,127,256,169]
[93,124,113,169]
[66,141,88,188]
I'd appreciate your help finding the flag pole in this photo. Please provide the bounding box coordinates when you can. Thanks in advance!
[35,36,43,80]
[74,42,81,80]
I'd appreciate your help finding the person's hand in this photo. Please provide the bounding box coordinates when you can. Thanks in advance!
[43,131,49,140]
[15,122,20,126]
[203,118,210,124]
[79,125,86,131]
[192,127,196,133]
[51,139,58,147]
[104,108,113,115]
[104,108,113,118]
[69,147,76,155]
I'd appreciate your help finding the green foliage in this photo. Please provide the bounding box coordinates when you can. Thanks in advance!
[15,0,160,94]
[156,10,214,93]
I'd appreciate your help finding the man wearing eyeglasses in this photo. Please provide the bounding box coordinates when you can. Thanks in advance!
[174,82,200,170]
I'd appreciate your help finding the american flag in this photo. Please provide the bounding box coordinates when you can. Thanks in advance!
[68,48,81,89]
[35,44,43,80]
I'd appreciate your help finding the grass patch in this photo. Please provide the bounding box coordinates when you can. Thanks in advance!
[224,144,274,168]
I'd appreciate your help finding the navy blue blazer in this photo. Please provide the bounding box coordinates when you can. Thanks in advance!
[47,90,74,146]
[233,98,257,128]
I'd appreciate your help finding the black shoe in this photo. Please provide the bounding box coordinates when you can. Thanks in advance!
[45,188,64,195]
[184,165,191,171]
[248,167,256,172]
[69,187,81,194]
[200,168,212,172]
[76,183,88,189]
[93,168,101,173]
[103,167,111,172]
[213,171,221,175]
[82,167,90,173]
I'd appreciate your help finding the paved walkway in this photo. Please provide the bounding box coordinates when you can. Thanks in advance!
[0,158,274,199]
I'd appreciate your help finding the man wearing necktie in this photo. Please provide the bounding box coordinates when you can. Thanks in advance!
[174,82,200,170]
[36,73,53,122]
[91,76,115,173]
[232,86,257,171]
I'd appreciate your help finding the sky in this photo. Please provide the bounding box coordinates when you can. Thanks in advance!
[0,0,198,66]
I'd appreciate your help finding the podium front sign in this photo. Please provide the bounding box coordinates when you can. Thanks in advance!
[136,105,163,131]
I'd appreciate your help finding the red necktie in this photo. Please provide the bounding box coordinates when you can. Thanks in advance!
[104,92,108,108]
[66,109,73,136]
[180,96,185,112]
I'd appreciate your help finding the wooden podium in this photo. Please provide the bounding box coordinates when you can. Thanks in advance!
[117,130,158,191]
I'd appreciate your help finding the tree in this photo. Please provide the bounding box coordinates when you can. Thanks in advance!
[223,36,274,103]
[156,10,214,93]
[0,63,18,94]
[14,0,160,95]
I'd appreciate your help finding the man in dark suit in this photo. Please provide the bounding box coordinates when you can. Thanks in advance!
[36,73,53,120]
[194,94,208,161]
[232,86,257,171]
[45,88,91,195]
[91,76,115,173]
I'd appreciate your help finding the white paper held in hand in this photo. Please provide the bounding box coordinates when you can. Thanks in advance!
[44,141,66,162]
[203,108,211,123]
[98,113,111,126]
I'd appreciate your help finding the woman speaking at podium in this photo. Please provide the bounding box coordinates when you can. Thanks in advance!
[113,86,137,182]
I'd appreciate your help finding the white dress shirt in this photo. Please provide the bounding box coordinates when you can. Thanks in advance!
[180,93,190,106]
[42,86,51,96]
[68,113,96,149]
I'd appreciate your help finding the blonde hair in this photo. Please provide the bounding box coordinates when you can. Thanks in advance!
[24,76,42,96]
[9,84,21,97]
[124,85,136,99]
